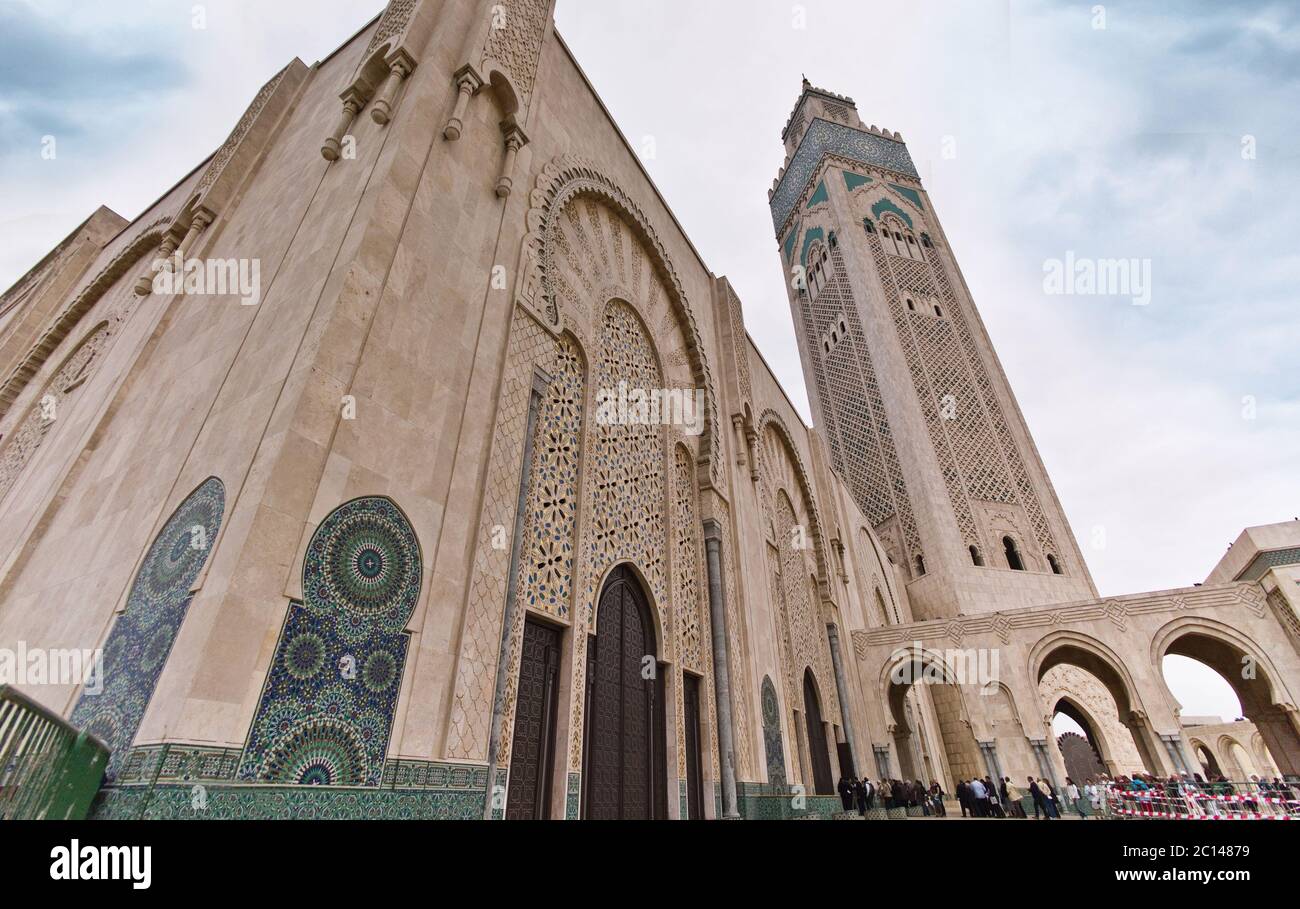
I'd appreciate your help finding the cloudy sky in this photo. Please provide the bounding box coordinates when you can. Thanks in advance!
[3,0,1296,725]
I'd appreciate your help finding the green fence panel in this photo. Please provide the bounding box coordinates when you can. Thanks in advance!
[0,685,109,820]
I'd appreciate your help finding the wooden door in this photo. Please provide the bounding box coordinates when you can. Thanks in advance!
[582,566,664,818]
[506,618,561,819]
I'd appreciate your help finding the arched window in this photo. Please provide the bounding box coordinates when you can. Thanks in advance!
[906,298,916,312]
[913,553,926,577]
[863,218,876,235]
[920,232,933,249]
[969,545,984,567]
[1048,554,1063,575]
[934,305,943,317]
[1003,535,1024,571]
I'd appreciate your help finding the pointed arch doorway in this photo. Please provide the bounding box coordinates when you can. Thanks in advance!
[803,669,835,795]
[582,565,668,819]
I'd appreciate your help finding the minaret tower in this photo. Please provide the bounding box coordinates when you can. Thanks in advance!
[771,79,1095,620]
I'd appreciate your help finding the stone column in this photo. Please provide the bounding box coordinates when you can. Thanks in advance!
[175,210,213,261]
[873,744,892,779]
[1161,733,1193,776]
[825,622,859,777]
[495,122,529,199]
[134,234,179,297]
[1030,738,1058,787]
[745,427,760,482]
[322,90,365,161]
[703,519,740,819]
[978,741,1003,782]
[443,65,484,141]
[370,52,416,125]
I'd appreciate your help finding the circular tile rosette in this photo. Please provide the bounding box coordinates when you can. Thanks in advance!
[304,498,420,637]
[137,478,226,611]
[262,716,369,786]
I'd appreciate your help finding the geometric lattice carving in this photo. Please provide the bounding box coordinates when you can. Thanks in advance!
[867,217,1063,566]
[568,299,671,773]
[496,334,586,771]
[673,445,705,673]
[514,156,721,487]
[481,0,551,102]
[798,236,922,569]
[367,0,419,55]
[774,491,839,721]
[448,310,557,762]
[516,337,585,618]
[583,300,667,615]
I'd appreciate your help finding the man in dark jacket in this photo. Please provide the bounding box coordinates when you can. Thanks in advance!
[1029,777,1052,819]
[838,775,855,811]
[853,777,867,816]
[956,779,970,817]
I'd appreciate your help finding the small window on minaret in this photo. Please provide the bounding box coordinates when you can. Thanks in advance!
[1003,536,1025,571]
[863,219,876,235]
[829,232,838,249]
[906,299,916,312]
[913,554,926,576]
[921,233,933,248]
[969,545,984,567]
[1048,554,1063,575]
[934,305,943,317]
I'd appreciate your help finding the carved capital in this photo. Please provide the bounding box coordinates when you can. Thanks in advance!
[443,64,485,141]
[494,121,530,198]
[370,49,418,125]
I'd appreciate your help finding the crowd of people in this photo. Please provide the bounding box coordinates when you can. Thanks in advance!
[836,776,949,816]
[834,769,1299,819]
[1106,772,1299,818]
[834,773,1106,819]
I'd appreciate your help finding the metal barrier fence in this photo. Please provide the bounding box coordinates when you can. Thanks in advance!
[1104,781,1300,820]
[0,685,109,820]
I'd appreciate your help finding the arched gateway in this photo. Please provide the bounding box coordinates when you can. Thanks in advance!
[803,669,835,795]
[582,566,668,819]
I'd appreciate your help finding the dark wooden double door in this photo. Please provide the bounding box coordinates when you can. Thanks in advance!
[508,566,697,819]
[583,566,669,819]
